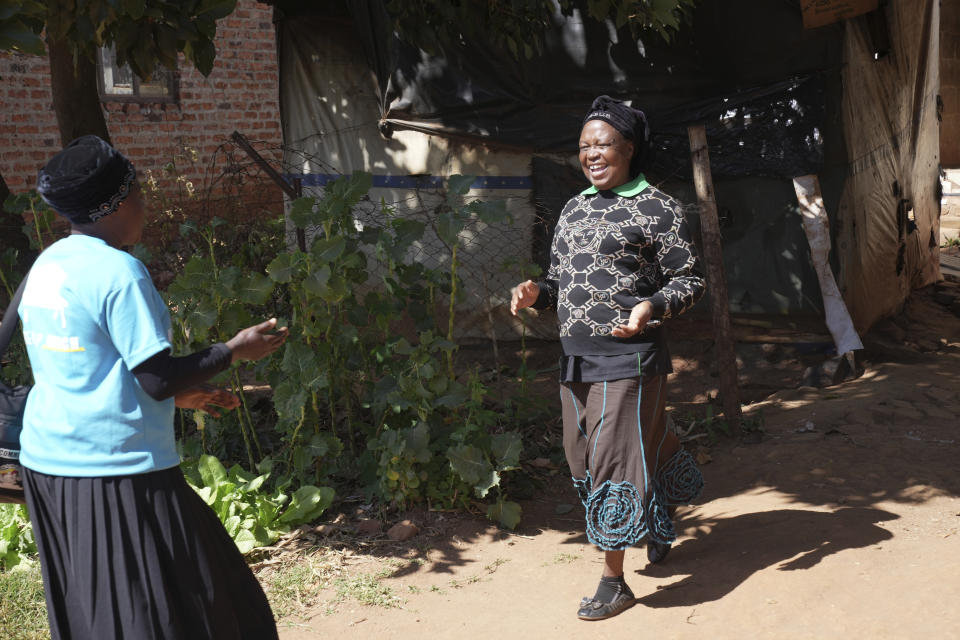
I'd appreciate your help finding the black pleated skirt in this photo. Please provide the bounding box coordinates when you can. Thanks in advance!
[22,465,278,640]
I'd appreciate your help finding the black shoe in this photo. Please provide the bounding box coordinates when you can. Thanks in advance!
[647,539,671,564]
[647,505,677,565]
[576,584,636,621]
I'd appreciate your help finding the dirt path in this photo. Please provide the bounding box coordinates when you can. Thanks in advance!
[277,286,960,640]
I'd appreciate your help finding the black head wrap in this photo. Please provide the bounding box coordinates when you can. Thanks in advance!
[36,135,137,225]
[582,95,650,176]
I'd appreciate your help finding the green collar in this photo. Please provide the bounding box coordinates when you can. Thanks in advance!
[580,174,649,197]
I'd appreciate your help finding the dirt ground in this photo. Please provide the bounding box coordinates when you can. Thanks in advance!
[274,282,960,640]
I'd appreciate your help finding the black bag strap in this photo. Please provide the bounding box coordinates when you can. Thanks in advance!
[0,275,28,360]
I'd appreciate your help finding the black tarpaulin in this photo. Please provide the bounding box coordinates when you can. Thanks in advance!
[338,0,842,180]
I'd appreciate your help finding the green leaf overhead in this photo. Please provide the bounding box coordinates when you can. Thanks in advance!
[4,0,239,78]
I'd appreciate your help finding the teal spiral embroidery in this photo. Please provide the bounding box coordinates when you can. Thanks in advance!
[656,449,704,505]
[647,490,676,544]
[585,477,647,550]
[572,449,702,550]
[572,471,677,550]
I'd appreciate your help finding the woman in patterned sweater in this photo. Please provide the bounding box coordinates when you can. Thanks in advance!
[511,96,706,620]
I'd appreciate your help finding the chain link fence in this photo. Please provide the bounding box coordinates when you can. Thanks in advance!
[141,133,562,341]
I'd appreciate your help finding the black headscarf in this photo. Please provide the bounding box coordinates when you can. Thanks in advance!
[582,95,650,177]
[36,135,137,225]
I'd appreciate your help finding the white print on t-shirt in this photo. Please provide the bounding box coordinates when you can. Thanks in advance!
[21,262,86,352]
[23,331,85,352]
[22,262,70,329]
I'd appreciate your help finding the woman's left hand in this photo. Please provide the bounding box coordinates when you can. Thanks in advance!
[611,300,654,338]
[175,384,241,417]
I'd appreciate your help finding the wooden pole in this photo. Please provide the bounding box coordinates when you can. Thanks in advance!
[687,125,742,429]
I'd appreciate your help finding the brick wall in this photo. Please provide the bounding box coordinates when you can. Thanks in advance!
[943,0,960,167]
[0,0,284,225]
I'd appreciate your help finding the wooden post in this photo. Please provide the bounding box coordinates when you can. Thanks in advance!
[687,125,742,429]
[230,130,307,251]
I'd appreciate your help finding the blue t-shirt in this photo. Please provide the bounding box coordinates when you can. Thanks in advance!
[18,234,177,477]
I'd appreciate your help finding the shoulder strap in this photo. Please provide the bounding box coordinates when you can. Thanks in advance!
[0,275,28,359]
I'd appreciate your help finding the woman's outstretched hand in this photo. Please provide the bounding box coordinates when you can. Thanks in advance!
[510,280,540,316]
[226,318,289,363]
[174,384,240,417]
[611,300,654,338]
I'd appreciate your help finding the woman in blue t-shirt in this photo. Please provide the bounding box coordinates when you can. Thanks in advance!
[20,136,288,639]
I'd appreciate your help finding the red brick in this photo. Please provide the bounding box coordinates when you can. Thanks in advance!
[0,0,280,212]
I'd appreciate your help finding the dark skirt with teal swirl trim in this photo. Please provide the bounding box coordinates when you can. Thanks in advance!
[562,377,705,552]
[573,471,681,550]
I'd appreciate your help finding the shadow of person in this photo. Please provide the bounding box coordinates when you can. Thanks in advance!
[634,506,897,608]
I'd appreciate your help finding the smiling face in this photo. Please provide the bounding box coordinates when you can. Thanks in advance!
[579,120,634,191]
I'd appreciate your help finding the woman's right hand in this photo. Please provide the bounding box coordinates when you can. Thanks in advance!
[510,280,540,316]
[226,318,289,363]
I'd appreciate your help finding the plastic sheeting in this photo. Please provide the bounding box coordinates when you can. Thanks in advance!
[338,0,841,181]
[794,174,863,354]
[274,0,941,330]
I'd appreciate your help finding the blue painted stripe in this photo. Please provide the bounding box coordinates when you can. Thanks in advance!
[590,382,608,471]
[283,173,532,190]
[636,379,650,489]
[652,377,667,473]
[567,386,586,439]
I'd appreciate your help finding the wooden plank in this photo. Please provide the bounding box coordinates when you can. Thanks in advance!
[687,125,742,428]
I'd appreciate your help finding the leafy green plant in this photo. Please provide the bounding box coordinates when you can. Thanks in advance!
[181,454,333,554]
[3,191,59,252]
[258,173,527,527]
[0,504,37,571]
[165,217,278,469]
[2,191,63,387]
[155,172,542,529]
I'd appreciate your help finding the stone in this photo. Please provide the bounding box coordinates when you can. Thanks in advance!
[314,524,339,537]
[387,520,419,541]
[529,457,553,468]
[354,519,382,535]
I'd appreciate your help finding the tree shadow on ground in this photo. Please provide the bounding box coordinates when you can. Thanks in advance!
[634,506,896,607]
[329,288,960,592]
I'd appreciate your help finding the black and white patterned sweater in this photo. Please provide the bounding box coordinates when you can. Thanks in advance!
[534,175,706,356]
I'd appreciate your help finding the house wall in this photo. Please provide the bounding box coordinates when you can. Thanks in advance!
[942,0,960,167]
[836,0,941,331]
[0,0,284,227]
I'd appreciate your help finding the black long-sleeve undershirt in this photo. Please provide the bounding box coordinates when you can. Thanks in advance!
[131,343,232,401]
